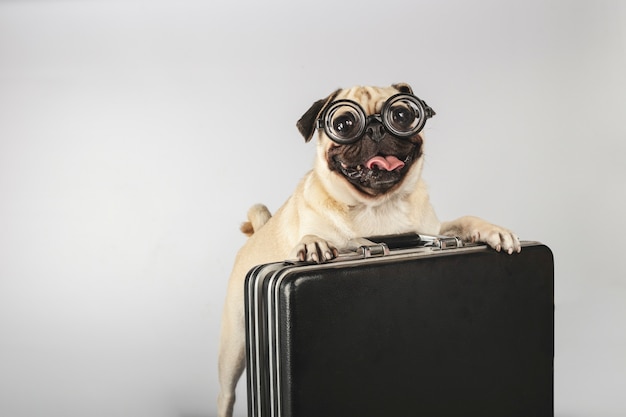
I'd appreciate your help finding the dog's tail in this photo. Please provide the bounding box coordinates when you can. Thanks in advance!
[240,204,272,237]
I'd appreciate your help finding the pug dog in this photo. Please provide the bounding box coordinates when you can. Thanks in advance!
[217,83,521,417]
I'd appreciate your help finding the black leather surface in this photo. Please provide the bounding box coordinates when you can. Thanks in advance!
[276,244,554,417]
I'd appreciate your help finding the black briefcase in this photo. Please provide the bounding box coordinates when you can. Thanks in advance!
[245,234,554,417]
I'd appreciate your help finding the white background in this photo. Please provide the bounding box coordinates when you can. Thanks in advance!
[1,1,625,416]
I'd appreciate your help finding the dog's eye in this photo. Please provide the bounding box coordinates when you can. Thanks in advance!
[381,94,431,137]
[390,105,416,129]
[327,108,364,142]
[333,113,357,135]
[385,100,422,136]
[323,101,366,144]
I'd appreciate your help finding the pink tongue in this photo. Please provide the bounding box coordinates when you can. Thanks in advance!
[365,155,405,171]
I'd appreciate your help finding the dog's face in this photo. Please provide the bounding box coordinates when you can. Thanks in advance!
[297,83,434,199]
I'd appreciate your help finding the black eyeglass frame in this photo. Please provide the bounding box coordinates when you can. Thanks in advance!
[316,93,436,145]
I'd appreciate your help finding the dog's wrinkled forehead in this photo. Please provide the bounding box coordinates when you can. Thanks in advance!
[334,86,400,115]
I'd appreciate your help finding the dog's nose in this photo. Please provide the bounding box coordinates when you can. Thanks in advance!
[366,120,386,142]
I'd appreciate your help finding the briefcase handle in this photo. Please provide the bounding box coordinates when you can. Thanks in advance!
[368,232,463,250]
[346,233,463,259]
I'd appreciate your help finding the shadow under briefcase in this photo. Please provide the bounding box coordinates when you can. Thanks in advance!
[245,234,554,417]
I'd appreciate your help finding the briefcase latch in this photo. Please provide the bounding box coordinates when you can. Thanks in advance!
[418,234,463,250]
[347,238,391,258]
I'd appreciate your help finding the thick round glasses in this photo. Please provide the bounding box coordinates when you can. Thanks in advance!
[317,93,436,145]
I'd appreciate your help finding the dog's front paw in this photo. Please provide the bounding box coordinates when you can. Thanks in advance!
[470,224,521,254]
[291,235,338,263]
[441,216,521,254]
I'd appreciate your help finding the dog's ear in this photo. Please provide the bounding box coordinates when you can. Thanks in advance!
[297,89,341,143]
[392,83,413,94]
